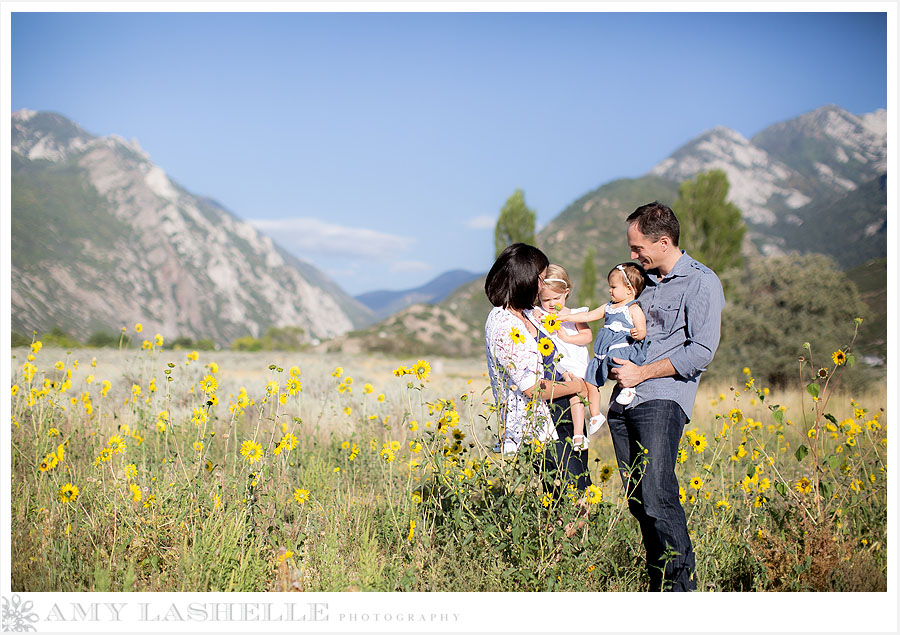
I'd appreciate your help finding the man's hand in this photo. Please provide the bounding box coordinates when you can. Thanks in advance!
[609,358,644,388]
[610,357,677,387]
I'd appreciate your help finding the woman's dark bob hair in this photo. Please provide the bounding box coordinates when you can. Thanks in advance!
[484,243,549,310]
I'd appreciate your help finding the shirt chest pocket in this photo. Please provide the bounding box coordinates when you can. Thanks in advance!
[650,302,682,333]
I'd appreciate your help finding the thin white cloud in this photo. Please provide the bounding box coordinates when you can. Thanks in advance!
[389,260,432,273]
[465,215,496,230]
[251,217,414,260]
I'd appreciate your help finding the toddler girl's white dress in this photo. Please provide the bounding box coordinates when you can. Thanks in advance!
[548,307,590,378]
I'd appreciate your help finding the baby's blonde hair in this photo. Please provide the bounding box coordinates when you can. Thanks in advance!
[543,264,572,297]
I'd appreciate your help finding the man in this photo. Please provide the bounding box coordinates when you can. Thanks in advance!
[607,201,725,592]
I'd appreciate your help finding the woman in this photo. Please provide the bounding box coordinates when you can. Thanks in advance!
[484,242,592,495]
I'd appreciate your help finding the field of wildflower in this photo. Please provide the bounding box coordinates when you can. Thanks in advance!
[7,320,888,592]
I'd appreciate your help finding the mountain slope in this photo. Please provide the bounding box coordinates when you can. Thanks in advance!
[11,109,375,344]
[355,269,482,320]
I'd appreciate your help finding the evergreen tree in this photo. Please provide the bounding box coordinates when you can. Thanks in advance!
[578,247,598,308]
[712,254,870,388]
[675,169,746,274]
[494,188,536,257]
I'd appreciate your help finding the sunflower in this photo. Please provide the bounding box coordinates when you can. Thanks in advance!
[794,476,812,495]
[293,487,310,505]
[586,484,603,505]
[509,326,525,345]
[198,375,217,395]
[58,483,79,503]
[39,453,58,472]
[413,360,431,380]
[817,367,828,379]
[129,483,142,502]
[108,434,126,454]
[240,440,264,464]
[689,476,703,490]
[538,338,554,356]
[599,465,614,481]
[691,433,708,453]
[832,350,846,365]
[280,432,298,451]
[541,313,561,334]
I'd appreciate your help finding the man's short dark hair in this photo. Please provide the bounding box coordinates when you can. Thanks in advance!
[627,201,680,246]
[485,243,549,310]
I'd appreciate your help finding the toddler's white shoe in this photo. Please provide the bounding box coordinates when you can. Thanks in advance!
[502,439,519,456]
[615,387,636,405]
[587,413,606,435]
[572,435,589,451]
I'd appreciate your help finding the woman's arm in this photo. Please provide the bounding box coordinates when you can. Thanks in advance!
[629,304,647,341]
[558,304,606,324]
[523,376,586,401]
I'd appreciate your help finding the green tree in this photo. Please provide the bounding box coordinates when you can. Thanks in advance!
[577,247,598,308]
[711,254,871,388]
[231,336,263,352]
[261,325,307,351]
[675,169,746,275]
[494,188,536,257]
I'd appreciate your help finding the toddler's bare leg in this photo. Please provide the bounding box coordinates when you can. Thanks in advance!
[586,382,607,435]
[586,383,601,417]
[570,395,586,438]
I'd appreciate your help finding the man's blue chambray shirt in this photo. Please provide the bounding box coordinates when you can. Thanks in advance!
[610,251,725,421]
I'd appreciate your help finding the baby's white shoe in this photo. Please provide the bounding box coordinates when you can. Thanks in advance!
[572,435,589,451]
[615,387,636,405]
[588,413,606,435]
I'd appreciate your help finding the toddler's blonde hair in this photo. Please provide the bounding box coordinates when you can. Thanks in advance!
[543,264,572,297]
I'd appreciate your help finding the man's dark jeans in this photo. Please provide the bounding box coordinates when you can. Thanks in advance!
[608,399,696,591]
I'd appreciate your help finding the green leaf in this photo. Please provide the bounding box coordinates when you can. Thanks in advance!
[772,408,784,424]
[826,454,841,470]
[818,480,834,500]
[806,382,820,398]
[775,481,788,498]
[824,413,838,425]
[847,354,856,367]
[746,464,756,478]
[794,444,809,462]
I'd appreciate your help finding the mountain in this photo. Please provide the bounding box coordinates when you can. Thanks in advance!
[650,105,887,264]
[11,110,375,345]
[324,104,886,357]
[354,269,482,320]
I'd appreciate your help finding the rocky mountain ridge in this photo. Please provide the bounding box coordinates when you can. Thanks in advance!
[11,110,375,344]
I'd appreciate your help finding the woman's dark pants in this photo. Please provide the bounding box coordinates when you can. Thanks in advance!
[537,398,592,497]
[607,399,696,591]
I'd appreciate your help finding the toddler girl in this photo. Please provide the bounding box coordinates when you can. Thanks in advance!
[542,263,648,447]
[530,265,593,448]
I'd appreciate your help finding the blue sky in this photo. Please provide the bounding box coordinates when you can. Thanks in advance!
[9,9,889,295]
